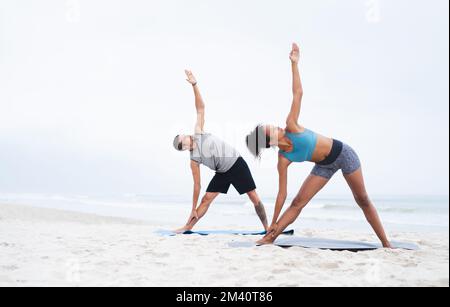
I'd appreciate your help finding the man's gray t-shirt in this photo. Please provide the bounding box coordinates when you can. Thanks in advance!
[190,133,240,173]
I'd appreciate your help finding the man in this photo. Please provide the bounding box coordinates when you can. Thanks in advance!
[173,70,269,233]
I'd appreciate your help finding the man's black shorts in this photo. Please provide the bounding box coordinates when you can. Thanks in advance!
[206,157,257,195]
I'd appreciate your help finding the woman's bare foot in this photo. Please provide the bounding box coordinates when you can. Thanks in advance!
[256,235,276,246]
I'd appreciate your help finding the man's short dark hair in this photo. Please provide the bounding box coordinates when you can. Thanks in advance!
[173,135,183,151]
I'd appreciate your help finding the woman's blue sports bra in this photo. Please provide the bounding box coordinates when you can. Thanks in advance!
[279,129,318,163]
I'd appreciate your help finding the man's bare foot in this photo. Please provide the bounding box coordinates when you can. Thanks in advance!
[174,226,191,234]
[383,241,393,249]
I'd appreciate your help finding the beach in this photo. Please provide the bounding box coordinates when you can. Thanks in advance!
[0,200,448,287]
[1,0,448,290]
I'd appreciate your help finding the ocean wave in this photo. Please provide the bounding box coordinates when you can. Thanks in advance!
[300,215,449,228]
[1,193,448,229]
[316,204,418,213]
[314,203,448,214]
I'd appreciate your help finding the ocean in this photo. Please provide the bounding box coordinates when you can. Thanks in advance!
[0,193,448,234]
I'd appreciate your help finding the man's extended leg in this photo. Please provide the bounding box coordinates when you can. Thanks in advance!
[247,190,269,231]
[177,192,220,233]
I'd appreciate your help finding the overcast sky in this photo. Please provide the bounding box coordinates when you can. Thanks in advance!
[0,0,448,197]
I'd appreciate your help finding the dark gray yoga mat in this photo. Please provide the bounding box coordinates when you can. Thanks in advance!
[156,229,295,237]
[229,237,419,251]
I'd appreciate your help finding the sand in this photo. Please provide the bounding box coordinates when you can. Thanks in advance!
[0,203,448,287]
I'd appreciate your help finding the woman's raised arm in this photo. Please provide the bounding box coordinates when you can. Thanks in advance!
[286,43,304,131]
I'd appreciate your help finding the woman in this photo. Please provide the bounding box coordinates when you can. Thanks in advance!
[246,43,391,248]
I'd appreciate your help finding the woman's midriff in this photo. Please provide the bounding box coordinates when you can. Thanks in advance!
[311,134,334,163]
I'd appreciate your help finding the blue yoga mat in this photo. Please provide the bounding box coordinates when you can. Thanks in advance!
[156,229,295,237]
[229,237,419,251]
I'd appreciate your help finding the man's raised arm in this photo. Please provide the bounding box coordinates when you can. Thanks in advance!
[185,70,205,134]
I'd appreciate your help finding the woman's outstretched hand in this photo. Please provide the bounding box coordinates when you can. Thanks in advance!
[289,43,300,64]
[257,224,278,245]
[267,223,278,237]
[185,70,197,86]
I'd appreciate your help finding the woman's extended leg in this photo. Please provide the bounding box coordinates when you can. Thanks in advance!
[257,175,329,245]
[344,168,391,248]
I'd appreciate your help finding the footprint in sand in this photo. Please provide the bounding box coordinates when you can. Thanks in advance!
[402,262,418,268]
[1,265,19,271]
[355,262,367,267]
[321,263,340,269]
[271,268,290,274]
[154,262,168,267]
